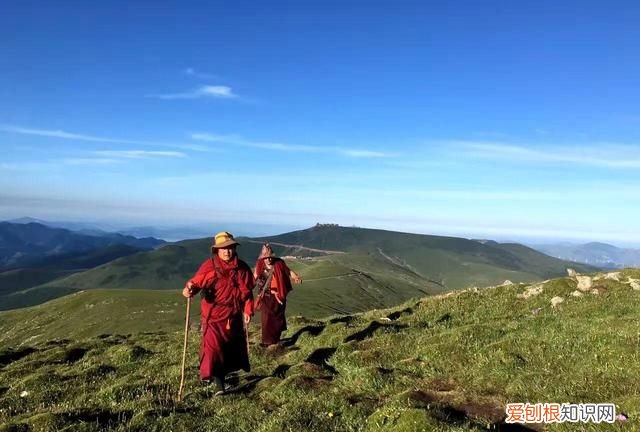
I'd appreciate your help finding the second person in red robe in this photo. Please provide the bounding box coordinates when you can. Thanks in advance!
[254,243,302,346]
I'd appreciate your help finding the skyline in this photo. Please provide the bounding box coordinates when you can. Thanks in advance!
[2,1,640,246]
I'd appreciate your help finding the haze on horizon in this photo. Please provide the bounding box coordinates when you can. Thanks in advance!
[1,1,639,246]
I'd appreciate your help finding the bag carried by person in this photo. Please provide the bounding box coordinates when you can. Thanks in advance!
[254,266,275,311]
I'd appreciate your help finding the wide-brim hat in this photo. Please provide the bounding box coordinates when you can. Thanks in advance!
[211,231,240,249]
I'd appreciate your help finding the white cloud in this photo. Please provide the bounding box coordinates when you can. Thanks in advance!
[191,132,398,159]
[0,161,54,171]
[93,150,186,159]
[455,141,640,169]
[184,67,217,80]
[151,85,237,100]
[0,125,135,144]
[0,124,216,152]
[62,158,121,165]
[339,149,391,158]
[59,150,186,166]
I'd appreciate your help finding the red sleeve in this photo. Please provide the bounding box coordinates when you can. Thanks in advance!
[255,259,265,278]
[238,264,255,316]
[276,260,292,299]
[188,259,215,294]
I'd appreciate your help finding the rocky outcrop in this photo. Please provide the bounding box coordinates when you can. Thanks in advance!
[551,296,564,308]
[518,284,544,299]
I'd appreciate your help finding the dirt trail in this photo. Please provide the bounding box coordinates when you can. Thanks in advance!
[246,240,345,255]
[377,248,449,290]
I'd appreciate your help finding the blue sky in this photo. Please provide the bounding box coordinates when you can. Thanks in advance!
[1,1,640,244]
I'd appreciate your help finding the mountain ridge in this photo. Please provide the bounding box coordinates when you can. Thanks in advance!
[0,225,597,313]
[532,241,640,269]
[0,222,165,270]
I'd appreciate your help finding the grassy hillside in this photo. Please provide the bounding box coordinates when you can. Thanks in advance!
[258,225,597,287]
[2,226,596,312]
[1,268,638,431]
[0,252,440,346]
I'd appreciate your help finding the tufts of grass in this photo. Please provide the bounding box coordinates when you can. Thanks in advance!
[1,269,639,431]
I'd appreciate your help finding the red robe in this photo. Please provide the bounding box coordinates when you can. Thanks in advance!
[188,255,254,379]
[254,258,292,345]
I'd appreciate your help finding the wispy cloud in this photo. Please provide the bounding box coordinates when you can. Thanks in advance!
[0,125,137,144]
[191,132,398,159]
[0,124,217,153]
[150,85,237,100]
[61,150,185,166]
[62,158,121,165]
[339,149,391,158]
[455,141,640,169]
[184,67,217,80]
[93,150,186,159]
[0,161,55,171]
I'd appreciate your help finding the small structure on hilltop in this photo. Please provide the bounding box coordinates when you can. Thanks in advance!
[313,223,340,228]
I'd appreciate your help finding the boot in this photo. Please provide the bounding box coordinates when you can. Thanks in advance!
[213,375,226,396]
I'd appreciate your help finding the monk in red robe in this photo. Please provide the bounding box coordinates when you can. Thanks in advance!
[254,243,302,346]
[182,231,254,395]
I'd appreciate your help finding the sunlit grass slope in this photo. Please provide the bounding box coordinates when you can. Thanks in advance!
[1,268,638,431]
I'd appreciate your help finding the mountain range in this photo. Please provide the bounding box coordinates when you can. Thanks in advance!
[0,222,164,270]
[6,217,299,242]
[0,222,167,310]
[531,241,640,268]
[0,223,597,314]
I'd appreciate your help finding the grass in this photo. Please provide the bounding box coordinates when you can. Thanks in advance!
[1,268,638,431]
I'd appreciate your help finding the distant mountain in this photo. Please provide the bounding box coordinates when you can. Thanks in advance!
[6,217,114,233]
[117,226,214,242]
[3,225,597,312]
[531,242,640,269]
[6,216,299,241]
[0,222,165,269]
[0,244,146,309]
[256,225,598,284]
[118,222,301,241]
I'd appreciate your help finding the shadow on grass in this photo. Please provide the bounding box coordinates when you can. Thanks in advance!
[305,347,338,375]
[328,315,355,325]
[408,390,544,432]
[272,363,291,378]
[225,374,270,395]
[280,324,326,347]
[0,346,37,368]
[344,321,408,343]
[386,307,413,321]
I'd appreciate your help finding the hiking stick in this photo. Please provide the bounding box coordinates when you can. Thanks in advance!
[177,296,191,402]
[243,314,250,355]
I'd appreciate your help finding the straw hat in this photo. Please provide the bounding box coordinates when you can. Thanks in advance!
[211,231,239,249]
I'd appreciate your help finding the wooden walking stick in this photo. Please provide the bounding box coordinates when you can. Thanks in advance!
[243,314,250,355]
[177,296,191,402]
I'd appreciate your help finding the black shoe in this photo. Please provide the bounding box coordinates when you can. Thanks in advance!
[213,376,226,396]
[201,378,212,386]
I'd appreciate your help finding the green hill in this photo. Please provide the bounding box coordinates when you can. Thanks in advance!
[0,252,438,346]
[257,225,596,284]
[1,225,596,312]
[1,268,638,431]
